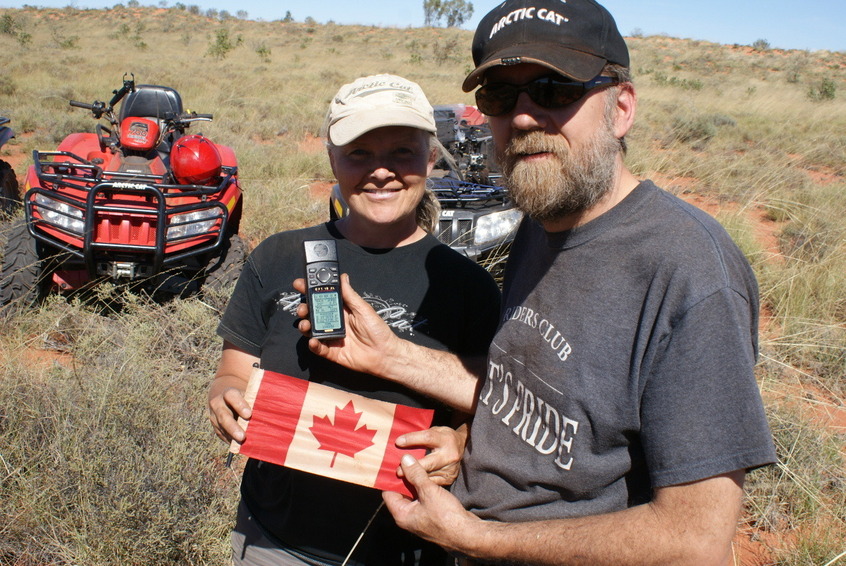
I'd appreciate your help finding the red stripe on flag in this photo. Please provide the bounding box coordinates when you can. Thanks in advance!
[239,371,309,466]
[374,403,435,495]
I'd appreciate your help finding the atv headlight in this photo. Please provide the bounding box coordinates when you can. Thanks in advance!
[474,208,523,246]
[34,193,85,235]
[167,208,222,241]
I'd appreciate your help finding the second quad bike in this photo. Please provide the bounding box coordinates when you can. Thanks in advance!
[330,104,522,279]
[0,116,20,217]
[0,75,245,308]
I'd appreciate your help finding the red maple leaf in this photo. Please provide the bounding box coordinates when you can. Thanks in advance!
[309,401,377,467]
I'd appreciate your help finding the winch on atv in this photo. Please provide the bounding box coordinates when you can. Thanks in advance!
[0,74,246,308]
[329,104,522,280]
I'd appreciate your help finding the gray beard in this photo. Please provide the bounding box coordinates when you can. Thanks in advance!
[500,117,621,223]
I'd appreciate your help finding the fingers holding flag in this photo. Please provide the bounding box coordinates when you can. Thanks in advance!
[383,454,481,553]
[209,386,251,443]
[396,424,467,486]
[208,343,259,443]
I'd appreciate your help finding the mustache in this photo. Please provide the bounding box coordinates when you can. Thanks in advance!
[502,131,568,161]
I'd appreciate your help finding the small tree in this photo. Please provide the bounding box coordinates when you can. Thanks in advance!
[1,13,18,35]
[751,38,770,52]
[423,0,473,28]
[808,78,837,101]
[206,28,242,59]
[423,0,442,26]
[444,0,473,27]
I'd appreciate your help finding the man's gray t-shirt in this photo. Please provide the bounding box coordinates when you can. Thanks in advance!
[452,180,776,522]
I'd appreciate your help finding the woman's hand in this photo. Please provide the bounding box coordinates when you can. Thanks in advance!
[208,380,251,443]
[207,343,260,444]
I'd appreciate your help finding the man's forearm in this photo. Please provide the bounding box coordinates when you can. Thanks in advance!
[462,501,733,566]
[386,461,743,566]
[381,339,485,412]
[301,274,486,412]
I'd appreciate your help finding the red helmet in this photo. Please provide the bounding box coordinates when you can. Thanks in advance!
[171,135,222,185]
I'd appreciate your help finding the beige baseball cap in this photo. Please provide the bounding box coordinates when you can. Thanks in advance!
[324,74,436,146]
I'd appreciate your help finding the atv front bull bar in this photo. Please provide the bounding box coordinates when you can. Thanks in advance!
[27,149,237,280]
[26,184,230,280]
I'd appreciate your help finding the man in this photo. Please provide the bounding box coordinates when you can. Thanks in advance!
[301,0,776,564]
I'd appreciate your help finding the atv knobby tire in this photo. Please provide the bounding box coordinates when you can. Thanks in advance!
[0,218,54,309]
[0,160,20,217]
[202,233,247,292]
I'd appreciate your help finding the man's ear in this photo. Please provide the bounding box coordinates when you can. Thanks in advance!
[613,82,637,139]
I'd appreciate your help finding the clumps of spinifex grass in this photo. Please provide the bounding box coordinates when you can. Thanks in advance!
[238,175,327,241]
[743,393,846,564]
[758,182,846,395]
[0,295,239,565]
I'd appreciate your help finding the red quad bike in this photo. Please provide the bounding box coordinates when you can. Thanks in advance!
[0,75,246,308]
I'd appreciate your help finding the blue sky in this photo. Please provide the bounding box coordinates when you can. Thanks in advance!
[2,0,844,52]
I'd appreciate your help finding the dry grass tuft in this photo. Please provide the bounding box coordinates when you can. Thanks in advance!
[0,293,240,564]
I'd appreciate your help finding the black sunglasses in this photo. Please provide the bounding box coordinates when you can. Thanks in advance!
[475,75,619,116]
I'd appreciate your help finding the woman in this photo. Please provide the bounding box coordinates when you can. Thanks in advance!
[208,74,501,566]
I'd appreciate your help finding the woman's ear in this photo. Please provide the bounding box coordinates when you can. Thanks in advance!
[327,145,339,177]
[427,136,440,177]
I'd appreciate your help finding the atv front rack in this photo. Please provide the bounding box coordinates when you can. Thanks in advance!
[32,149,235,198]
[26,149,239,279]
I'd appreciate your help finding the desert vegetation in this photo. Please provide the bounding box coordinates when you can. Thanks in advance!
[0,5,844,565]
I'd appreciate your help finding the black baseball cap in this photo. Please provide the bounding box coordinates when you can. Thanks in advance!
[462,0,629,92]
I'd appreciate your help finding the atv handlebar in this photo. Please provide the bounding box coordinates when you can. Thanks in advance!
[161,111,213,131]
[70,100,108,119]
[171,112,213,122]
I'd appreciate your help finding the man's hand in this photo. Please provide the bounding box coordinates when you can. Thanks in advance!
[295,273,400,377]
[387,455,746,566]
[296,274,483,411]
[396,424,468,486]
[383,454,482,554]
